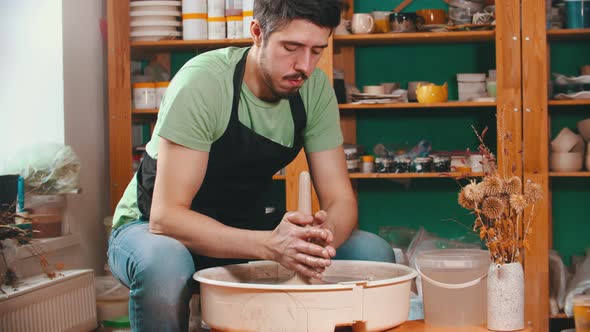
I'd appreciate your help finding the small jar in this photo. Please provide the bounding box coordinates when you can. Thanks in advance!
[155,81,170,108]
[361,155,375,173]
[451,155,469,172]
[344,147,359,173]
[412,157,433,173]
[375,156,392,173]
[431,155,451,172]
[392,156,411,173]
[133,82,156,109]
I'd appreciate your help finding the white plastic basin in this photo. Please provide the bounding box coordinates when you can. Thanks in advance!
[194,260,417,332]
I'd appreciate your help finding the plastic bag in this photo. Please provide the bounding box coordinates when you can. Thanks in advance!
[564,250,590,317]
[3,143,80,195]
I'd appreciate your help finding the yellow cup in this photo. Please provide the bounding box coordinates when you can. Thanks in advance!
[372,11,391,33]
[574,294,590,332]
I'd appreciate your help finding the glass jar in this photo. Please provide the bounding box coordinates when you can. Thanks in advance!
[431,155,451,172]
[375,156,392,173]
[413,157,433,173]
[344,147,359,173]
[392,156,411,173]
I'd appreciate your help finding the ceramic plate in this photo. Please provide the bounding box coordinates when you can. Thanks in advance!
[554,91,590,100]
[130,10,181,17]
[130,20,181,27]
[553,73,590,85]
[130,30,181,41]
[130,1,181,7]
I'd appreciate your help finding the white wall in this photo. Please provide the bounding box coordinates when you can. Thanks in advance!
[0,1,65,158]
[62,0,109,274]
[0,0,109,275]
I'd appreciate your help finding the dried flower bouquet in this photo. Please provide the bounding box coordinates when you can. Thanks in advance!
[458,127,543,264]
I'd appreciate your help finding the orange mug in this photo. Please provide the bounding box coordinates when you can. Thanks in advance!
[416,9,447,26]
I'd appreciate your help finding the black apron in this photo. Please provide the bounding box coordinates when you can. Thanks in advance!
[136,49,307,270]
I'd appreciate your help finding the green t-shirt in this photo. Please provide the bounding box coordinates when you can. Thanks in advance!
[113,47,342,229]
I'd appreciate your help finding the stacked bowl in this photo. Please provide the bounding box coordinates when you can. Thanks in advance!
[578,118,590,170]
[550,127,585,172]
[130,1,182,41]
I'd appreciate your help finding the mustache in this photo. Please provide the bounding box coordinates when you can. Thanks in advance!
[283,72,308,81]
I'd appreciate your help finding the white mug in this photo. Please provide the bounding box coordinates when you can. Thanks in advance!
[351,13,374,34]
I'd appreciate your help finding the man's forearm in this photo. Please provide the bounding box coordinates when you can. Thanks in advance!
[150,206,272,260]
[323,198,358,248]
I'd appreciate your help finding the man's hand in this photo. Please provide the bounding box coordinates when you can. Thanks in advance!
[266,212,334,279]
[309,210,336,255]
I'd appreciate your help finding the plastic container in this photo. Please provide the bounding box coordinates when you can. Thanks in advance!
[574,294,590,332]
[457,73,487,101]
[155,81,169,107]
[132,82,157,109]
[30,214,62,238]
[195,260,417,332]
[416,249,491,326]
[565,0,590,29]
[98,316,131,332]
[95,276,130,323]
[361,155,375,173]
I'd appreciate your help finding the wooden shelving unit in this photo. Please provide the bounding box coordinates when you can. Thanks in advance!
[339,101,496,110]
[107,1,556,330]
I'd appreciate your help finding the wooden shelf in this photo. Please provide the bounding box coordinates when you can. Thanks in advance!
[334,30,495,46]
[550,172,590,177]
[339,101,496,110]
[131,38,253,56]
[133,108,158,115]
[550,313,570,319]
[272,174,286,180]
[348,172,483,179]
[547,28,590,41]
[549,99,590,107]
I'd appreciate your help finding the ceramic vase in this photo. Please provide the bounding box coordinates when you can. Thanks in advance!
[487,262,525,331]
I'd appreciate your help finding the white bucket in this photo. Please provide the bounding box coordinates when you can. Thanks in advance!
[95,276,130,322]
[416,249,490,326]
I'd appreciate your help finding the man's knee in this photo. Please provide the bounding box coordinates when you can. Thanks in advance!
[334,230,395,263]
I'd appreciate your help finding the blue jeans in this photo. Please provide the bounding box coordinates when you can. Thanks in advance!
[108,220,394,332]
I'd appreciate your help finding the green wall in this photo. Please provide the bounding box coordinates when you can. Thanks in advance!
[353,0,496,243]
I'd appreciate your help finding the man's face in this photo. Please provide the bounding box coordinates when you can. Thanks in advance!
[257,19,331,101]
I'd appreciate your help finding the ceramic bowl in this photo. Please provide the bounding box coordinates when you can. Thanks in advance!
[572,135,585,152]
[576,118,590,142]
[550,127,580,152]
[549,152,584,172]
[416,82,448,103]
[586,155,590,171]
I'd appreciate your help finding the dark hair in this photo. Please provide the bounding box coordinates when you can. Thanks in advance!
[254,0,342,38]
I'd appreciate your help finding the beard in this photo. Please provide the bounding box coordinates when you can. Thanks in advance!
[259,49,308,101]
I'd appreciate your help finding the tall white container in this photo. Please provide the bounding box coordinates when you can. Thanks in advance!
[183,0,208,40]
[243,0,254,38]
[208,0,226,39]
[226,0,243,39]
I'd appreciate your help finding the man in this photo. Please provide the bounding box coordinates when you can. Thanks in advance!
[108,0,394,330]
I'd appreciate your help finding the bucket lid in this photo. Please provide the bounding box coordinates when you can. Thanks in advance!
[573,294,590,306]
[416,249,491,269]
[103,316,131,328]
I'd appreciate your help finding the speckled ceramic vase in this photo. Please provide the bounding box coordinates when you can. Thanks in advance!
[487,262,525,331]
